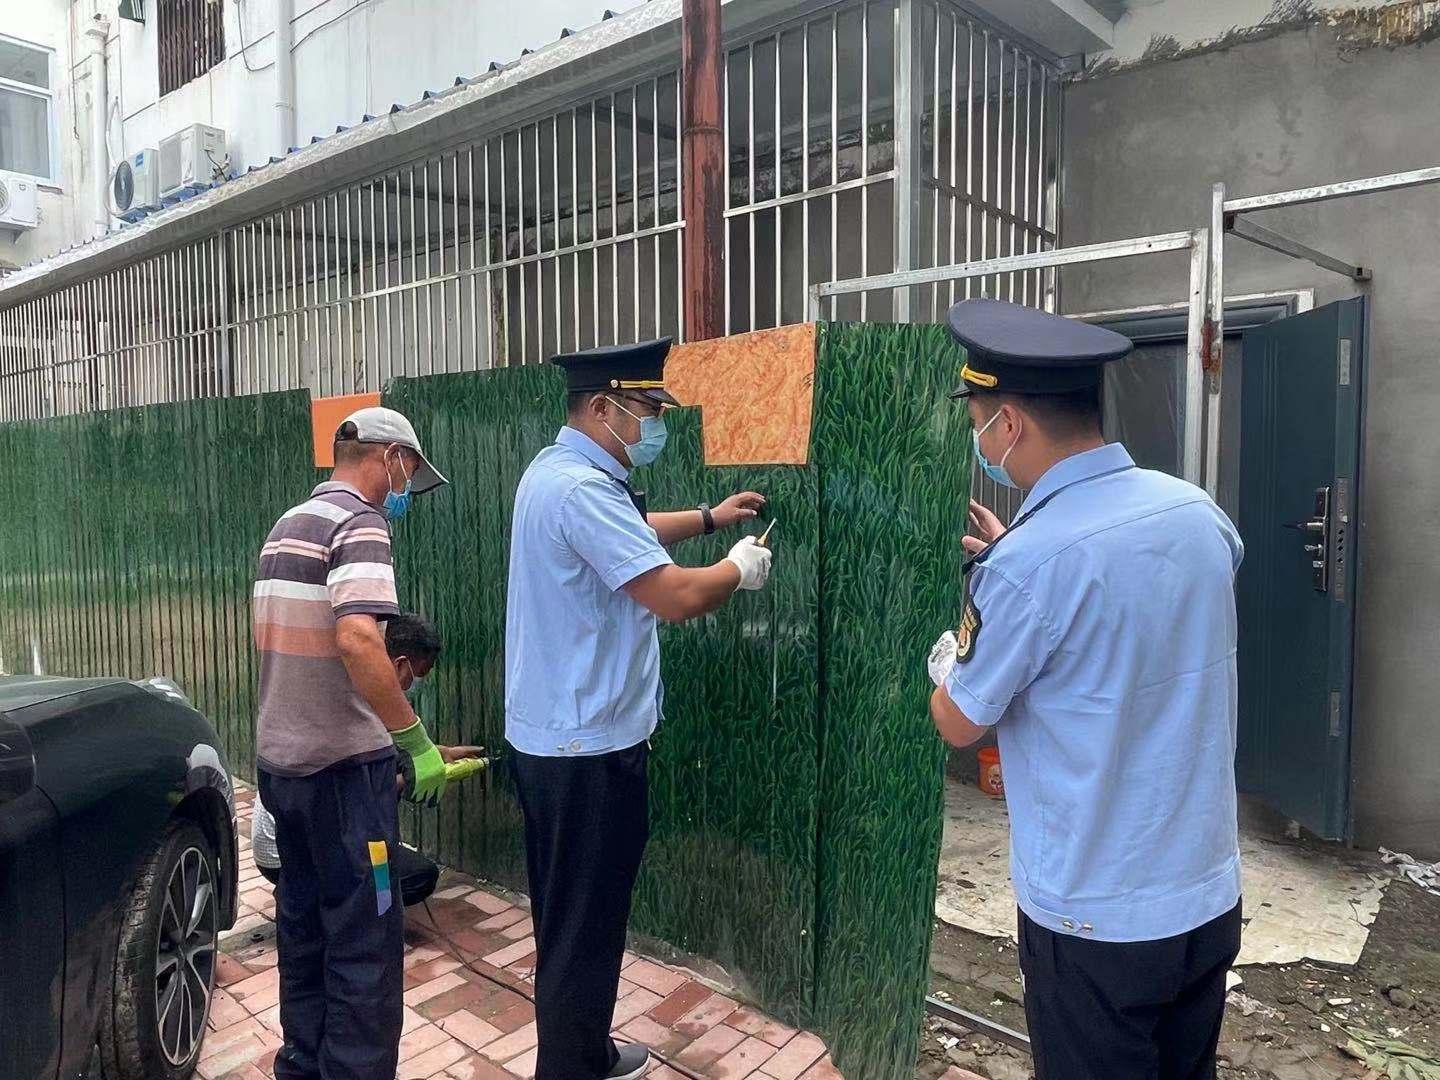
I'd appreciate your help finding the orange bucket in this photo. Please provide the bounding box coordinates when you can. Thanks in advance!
[977,746,1003,797]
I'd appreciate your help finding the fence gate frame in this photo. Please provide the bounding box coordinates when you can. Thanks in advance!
[810,228,1213,487]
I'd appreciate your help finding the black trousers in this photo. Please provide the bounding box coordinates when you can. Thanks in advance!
[510,743,651,1080]
[258,755,405,1080]
[1019,901,1242,1080]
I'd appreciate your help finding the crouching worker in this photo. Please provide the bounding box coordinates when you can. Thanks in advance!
[251,612,482,908]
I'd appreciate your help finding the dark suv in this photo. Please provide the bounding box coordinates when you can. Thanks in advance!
[0,675,239,1080]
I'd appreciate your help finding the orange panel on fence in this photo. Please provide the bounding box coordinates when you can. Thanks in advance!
[311,392,382,467]
[665,323,817,466]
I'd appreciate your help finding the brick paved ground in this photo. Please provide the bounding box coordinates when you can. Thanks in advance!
[204,787,854,1080]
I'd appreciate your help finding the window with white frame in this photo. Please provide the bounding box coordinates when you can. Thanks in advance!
[0,34,55,182]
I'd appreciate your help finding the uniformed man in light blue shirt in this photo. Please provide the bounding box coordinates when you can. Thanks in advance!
[505,339,773,1080]
[927,300,1245,1080]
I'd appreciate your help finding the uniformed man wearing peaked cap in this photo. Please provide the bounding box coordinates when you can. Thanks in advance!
[505,338,774,1080]
[926,299,1246,1079]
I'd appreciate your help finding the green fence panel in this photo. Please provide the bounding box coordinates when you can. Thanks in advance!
[385,365,566,892]
[636,409,822,1020]
[810,322,969,1079]
[0,323,967,1077]
[0,392,316,776]
[384,322,970,1077]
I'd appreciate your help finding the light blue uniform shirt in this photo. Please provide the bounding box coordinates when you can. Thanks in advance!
[944,443,1244,942]
[505,426,673,757]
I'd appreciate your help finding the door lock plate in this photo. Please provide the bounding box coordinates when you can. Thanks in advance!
[1283,485,1330,592]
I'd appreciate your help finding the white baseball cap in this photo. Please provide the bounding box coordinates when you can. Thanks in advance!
[338,406,448,494]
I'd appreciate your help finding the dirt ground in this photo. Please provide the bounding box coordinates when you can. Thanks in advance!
[919,880,1440,1080]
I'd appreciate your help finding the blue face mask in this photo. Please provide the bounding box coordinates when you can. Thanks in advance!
[606,397,669,468]
[973,409,1019,490]
[383,452,413,520]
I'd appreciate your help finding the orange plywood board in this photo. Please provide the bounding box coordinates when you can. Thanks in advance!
[665,323,816,466]
[312,392,381,467]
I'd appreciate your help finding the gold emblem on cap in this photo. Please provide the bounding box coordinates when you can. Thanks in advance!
[961,364,997,388]
[610,379,667,390]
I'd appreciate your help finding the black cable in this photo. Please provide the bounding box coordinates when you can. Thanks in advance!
[292,0,371,52]
[419,900,709,1080]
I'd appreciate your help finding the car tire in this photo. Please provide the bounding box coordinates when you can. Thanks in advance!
[98,819,221,1080]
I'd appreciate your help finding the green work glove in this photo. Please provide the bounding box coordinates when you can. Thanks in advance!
[393,719,446,807]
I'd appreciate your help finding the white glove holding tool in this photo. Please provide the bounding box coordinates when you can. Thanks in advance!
[928,630,959,687]
[727,535,773,590]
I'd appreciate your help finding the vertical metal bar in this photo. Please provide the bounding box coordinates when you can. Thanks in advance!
[830,13,838,320]
[773,38,782,329]
[382,178,393,385]
[1008,46,1020,301]
[1207,183,1227,499]
[632,86,641,341]
[1019,56,1032,305]
[571,116,580,350]
[1184,229,1209,487]
[609,95,619,344]
[590,104,599,348]
[289,211,302,395]
[450,153,461,371]
[860,3,870,320]
[437,159,448,375]
[1045,74,1061,312]
[422,166,434,378]
[801,24,810,324]
[204,237,214,398]
[552,119,562,357]
[533,124,546,361]
[894,0,924,320]
[257,219,270,393]
[653,77,662,337]
[470,146,480,368]
[996,39,1008,298]
[198,240,210,397]
[979,28,989,296]
[965,20,974,299]
[747,43,756,332]
[932,3,943,318]
[407,168,418,378]
[1035,62,1047,305]
[498,137,509,363]
[488,145,499,367]
[368,184,378,387]
[724,49,733,334]
[948,14,958,305]
[673,68,684,342]
[517,137,528,364]
[319,201,332,393]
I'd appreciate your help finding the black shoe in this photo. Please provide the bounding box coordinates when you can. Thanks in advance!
[606,1042,650,1079]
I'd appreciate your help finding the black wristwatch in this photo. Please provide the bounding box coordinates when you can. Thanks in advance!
[699,503,716,535]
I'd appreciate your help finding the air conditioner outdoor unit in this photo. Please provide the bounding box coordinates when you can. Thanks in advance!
[113,148,161,217]
[158,123,227,198]
[0,172,41,233]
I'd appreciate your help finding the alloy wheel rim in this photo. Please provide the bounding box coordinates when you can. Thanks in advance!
[154,846,217,1066]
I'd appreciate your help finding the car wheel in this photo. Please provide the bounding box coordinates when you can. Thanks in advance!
[99,820,220,1080]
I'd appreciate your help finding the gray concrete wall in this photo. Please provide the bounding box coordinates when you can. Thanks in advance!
[1060,24,1440,858]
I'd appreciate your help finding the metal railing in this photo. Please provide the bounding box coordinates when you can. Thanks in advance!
[814,230,1212,516]
[0,0,1060,421]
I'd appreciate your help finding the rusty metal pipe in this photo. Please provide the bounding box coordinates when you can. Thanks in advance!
[681,0,725,342]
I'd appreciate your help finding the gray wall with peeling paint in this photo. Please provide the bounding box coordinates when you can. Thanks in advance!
[1061,22,1440,858]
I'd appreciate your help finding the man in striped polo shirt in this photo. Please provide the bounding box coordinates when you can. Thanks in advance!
[254,406,452,1080]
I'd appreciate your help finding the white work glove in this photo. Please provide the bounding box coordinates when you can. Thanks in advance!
[726,535,773,591]
[928,631,958,687]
